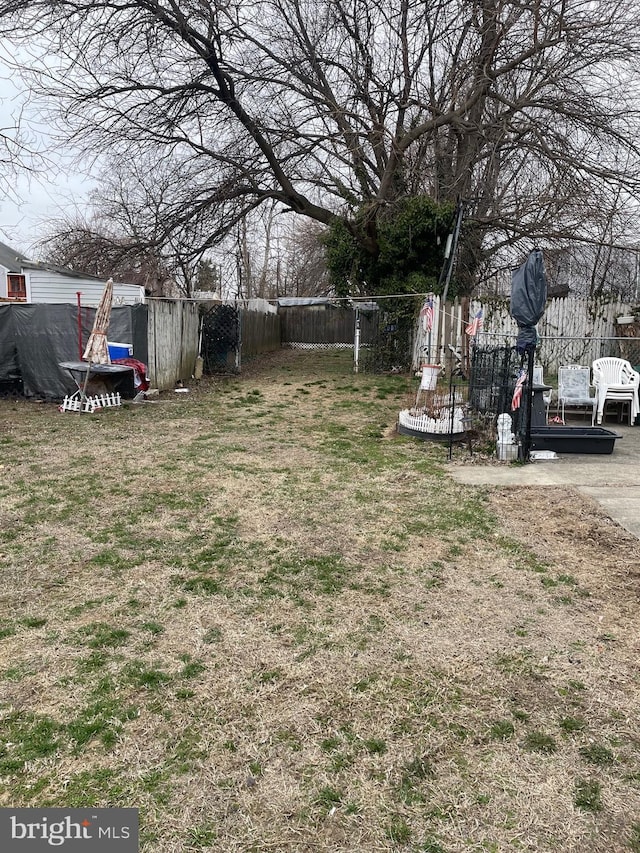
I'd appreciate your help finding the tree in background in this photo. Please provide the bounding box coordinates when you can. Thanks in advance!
[323,196,453,297]
[278,220,332,298]
[37,155,217,296]
[3,0,640,296]
[229,210,333,299]
[37,217,176,295]
[0,90,48,244]
[195,259,220,297]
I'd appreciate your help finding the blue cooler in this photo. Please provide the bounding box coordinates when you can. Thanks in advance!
[108,341,133,361]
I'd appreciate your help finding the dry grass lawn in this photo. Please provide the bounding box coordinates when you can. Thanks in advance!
[1,348,640,852]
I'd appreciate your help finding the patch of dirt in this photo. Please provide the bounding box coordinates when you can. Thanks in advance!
[489,486,640,589]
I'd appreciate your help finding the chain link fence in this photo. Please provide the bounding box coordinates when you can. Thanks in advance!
[362,299,417,373]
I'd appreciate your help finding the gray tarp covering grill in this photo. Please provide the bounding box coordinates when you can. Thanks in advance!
[0,303,148,399]
[510,249,548,352]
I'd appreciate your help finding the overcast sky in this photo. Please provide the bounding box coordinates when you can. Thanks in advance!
[0,169,95,256]
[0,57,94,256]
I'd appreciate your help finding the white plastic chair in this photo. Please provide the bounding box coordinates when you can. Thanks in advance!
[592,357,640,425]
[532,365,552,420]
[557,365,596,424]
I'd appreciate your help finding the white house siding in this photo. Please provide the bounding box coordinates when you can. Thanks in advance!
[0,264,11,299]
[244,297,277,314]
[26,268,145,306]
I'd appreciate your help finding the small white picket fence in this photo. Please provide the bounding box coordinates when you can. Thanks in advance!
[59,392,122,413]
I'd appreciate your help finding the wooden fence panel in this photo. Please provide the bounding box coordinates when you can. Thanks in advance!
[412,295,634,373]
[147,299,200,389]
[180,301,200,380]
[280,307,359,344]
[240,309,281,360]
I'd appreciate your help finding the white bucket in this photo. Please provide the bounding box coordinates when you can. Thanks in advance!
[419,364,441,391]
[497,442,519,462]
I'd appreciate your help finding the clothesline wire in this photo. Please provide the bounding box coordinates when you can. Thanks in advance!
[145,291,483,305]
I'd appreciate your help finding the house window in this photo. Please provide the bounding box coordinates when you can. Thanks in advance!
[7,274,26,299]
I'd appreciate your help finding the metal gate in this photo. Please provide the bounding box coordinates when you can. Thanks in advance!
[200,304,240,374]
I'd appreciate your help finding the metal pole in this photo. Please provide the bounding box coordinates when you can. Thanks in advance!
[437,200,464,366]
[448,370,455,460]
[441,203,464,304]
[523,347,535,461]
[353,308,361,373]
[76,291,83,359]
[235,301,242,373]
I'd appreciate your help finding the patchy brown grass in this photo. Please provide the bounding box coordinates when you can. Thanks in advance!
[1,348,640,852]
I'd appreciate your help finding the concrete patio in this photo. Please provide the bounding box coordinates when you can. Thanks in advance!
[449,419,640,539]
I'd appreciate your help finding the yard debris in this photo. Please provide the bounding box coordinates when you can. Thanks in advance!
[530,450,559,461]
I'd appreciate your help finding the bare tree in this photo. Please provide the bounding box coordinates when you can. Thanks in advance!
[37,153,218,295]
[222,204,331,300]
[0,85,47,241]
[37,215,177,295]
[279,219,332,298]
[3,0,640,293]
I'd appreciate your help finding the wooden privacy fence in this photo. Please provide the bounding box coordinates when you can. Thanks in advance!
[280,306,376,346]
[145,294,638,387]
[240,308,281,361]
[147,299,200,389]
[413,295,635,374]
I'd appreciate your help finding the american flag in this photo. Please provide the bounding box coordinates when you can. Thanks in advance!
[465,308,483,337]
[420,297,434,332]
[511,367,527,411]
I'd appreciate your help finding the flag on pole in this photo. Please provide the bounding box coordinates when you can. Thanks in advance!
[465,308,483,337]
[511,367,527,411]
[420,297,434,332]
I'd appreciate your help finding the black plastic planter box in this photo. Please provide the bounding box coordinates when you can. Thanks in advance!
[529,426,622,454]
